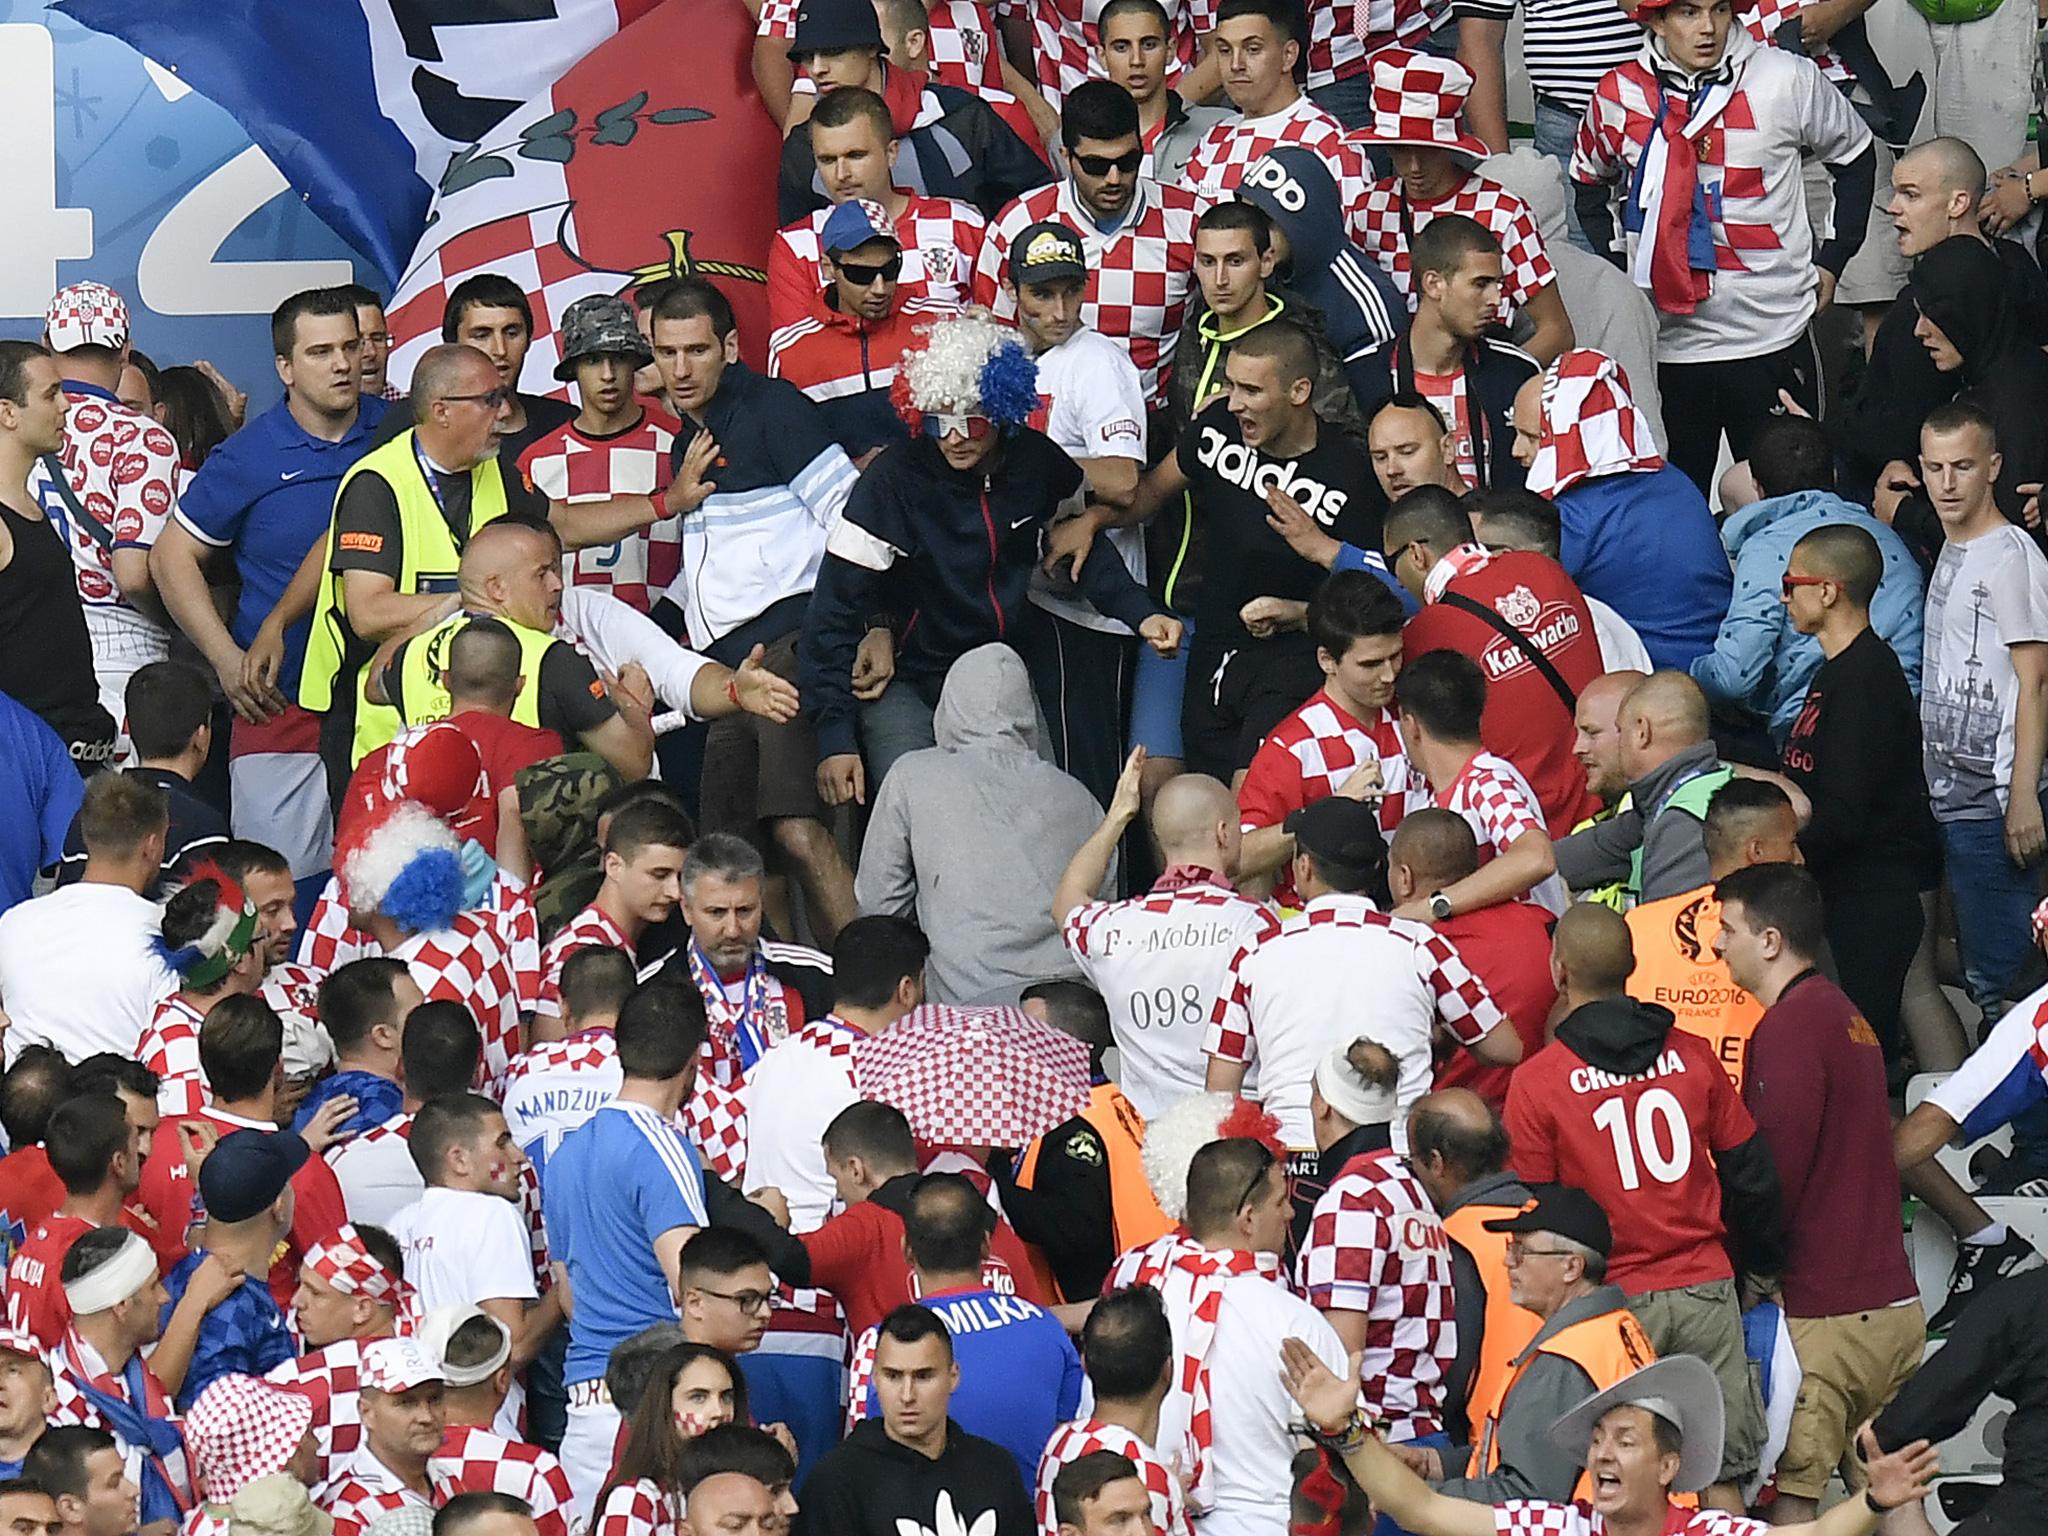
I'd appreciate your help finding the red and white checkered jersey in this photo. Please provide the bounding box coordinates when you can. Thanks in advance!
[49,1334,195,1505]
[1355,171,1557,319]
[298,878,377,973]
[499,1029,623,1166]
[319,1449,459,1536]
[300,871,539,1013]
[393,911,525,1093]
[1305,0,1445,90]
[324,1113,423,1230]
[532,902,635,1020]
[516,411,681,614]
[993,0,1202,107]
[1424,750,1568,914]
[972,179,1199,409]
[432,1424,575,1536]
[593,1476,678,1536]
[1742,0,1850,84]
[1238,691,1411,908]
[1495,1505,1769,1536]
[262,961,334,1081]
[269,1338,371,1484]
[1036,1418,1191,1536]
[1181,96,1370,232]
[139,996,208,1118]
[685,1075,751,1186]
[1294,1145,1456,1442]
[1207,892,1503,1149]
[1061,880,1279,1120]
[767,195,987,336]
[35,388,179,614]
[760,0,1008,90]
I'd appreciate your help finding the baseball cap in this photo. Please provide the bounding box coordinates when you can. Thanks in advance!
[789,0,884,55]
[199,1130,311,1224]
[45,281,130,352]
[1481,1184,1613,1257]
[415,1304,512,1387]
[1285,797,1388,871]
[1009,221,1088,288]
[553,294,654,382]
[822,199,902,257]
[360,1337,444,1395]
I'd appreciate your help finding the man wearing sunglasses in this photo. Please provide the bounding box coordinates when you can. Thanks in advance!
[974,81,1198,419]
[769,199,950,462]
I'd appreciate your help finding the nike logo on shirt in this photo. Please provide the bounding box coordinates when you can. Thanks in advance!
[280,471,305,481]
[1009,516,1033,530]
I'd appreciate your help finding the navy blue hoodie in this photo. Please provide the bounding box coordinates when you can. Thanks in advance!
[1234,146,1407,403]
[799,429,1163,760]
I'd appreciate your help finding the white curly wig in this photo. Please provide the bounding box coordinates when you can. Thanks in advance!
[1141,1092,1242,1222]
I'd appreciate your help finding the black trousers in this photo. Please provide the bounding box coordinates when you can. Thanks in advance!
[1819,875,1922,1065]
[1013,610,1136,812]
[1658,329,1823,494]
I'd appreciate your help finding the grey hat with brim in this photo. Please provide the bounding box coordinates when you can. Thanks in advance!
[1546,1355,1724,1495]
[553,293,654,381]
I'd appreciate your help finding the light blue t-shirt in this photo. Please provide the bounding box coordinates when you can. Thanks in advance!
[543,1100,708,1385]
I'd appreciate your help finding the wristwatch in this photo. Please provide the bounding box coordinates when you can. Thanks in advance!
[1427,890,1454,922]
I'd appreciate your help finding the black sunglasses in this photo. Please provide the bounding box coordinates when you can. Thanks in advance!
[1235,1143,1279,1216]
[1074,148,1143,176]
[833,254,902,286]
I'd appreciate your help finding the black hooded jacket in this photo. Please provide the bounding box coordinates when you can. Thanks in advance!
[1886,237,2048,565]
[799,1418,1033,1536]
[1554,997,1787,1280]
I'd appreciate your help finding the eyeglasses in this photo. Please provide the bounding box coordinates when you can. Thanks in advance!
[442,388,511,410]
[925,413,993,440]
[1780,573,1832,598]
[699,1287,774,1315]
[832,254,903,287]
[1073,148,1143,176]
[1505,1238,1575,1262]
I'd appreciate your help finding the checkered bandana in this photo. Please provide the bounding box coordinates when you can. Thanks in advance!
[185,1374,316,1503]
[306,1227,417,1332]
[1524,348,1665,499]
[46,281,130,351]
[1357,49,1489,160]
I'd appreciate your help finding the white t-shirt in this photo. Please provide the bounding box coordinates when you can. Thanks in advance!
[1922,523,2048,821]
[1060,880,1277,1119]
[1029,327,1148,635]
[325,1114,425,1228]
[1201,1274,1348,1536]
[0,883,176,1063]
[556,587,714,720]
[740,1020,863,1233]
[388,1186,540,1310]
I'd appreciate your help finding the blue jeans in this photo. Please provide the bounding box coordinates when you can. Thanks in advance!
[1531,98,1595,255]
[1940,802,2048,1017]
[1371,1432,1455,1536]
[857,681,938,790]
[1310,72,1374,131]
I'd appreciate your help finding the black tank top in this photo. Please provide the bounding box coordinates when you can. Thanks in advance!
[0,496,116,774]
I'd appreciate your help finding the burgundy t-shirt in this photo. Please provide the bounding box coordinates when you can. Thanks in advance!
[1742,972,1916,1317]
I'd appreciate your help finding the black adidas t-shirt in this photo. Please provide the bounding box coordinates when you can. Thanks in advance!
[1174,400,1381,642]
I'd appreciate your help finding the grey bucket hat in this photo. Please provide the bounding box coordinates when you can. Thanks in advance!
[554,293,654,381]
[1547,1355,1725,1495]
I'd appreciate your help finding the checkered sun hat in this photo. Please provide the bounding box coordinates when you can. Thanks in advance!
[185,1374,317,1503]
[45,281,131,351]
[1354,49,1490,162]
[361,1337,443,1394]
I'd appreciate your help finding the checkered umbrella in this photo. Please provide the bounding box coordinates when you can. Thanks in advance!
[854,1004,1091,1149]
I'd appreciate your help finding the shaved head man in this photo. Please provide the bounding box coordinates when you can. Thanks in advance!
[1888,137,1989,259]
[457,520,564,633]
[1052,759,1280,1117]
[1368,397,1460,502]
[1553,903,1635,996]
[1618,672,1712,781]
[1387,809,1479,910]
[1574,671,1648,807]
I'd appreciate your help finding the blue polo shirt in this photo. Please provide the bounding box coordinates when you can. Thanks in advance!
[175,396,388,694]
[161,1250,295,1411]
[0,692,81,920]
[543,1101,710,1386]
[861,1285,1084,1486]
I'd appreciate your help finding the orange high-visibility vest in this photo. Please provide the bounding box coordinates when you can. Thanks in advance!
[1016,1082,1173,1301]
[1442,1198,1543,1430]
[1470,1302,1665,1503]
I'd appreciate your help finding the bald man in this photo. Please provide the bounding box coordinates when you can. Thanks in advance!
[1551,672,1733,905]
[1504,902,1786,1508]
[1389,811,1556,1112]
[1053,751,1280,1117]
[683,1473,779,1536]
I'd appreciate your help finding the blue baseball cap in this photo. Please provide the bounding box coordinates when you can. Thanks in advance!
[822,198,902,257]
[200,1129,310,1224]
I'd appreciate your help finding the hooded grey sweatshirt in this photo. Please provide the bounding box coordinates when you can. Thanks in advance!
[854,644,1114,1003]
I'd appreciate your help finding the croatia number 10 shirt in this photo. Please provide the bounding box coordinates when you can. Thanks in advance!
[1503,1024,1758,1294]
[541,1100,709,1386]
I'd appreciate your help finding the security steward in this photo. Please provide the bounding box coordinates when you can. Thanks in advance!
[1406,1088,1539,1439]
[994,979,1173,1300]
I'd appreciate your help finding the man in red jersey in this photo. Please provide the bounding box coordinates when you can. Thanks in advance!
[8,1097,147,1350]
[0,1047,73,1263]
[1503,903,1784,1511]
